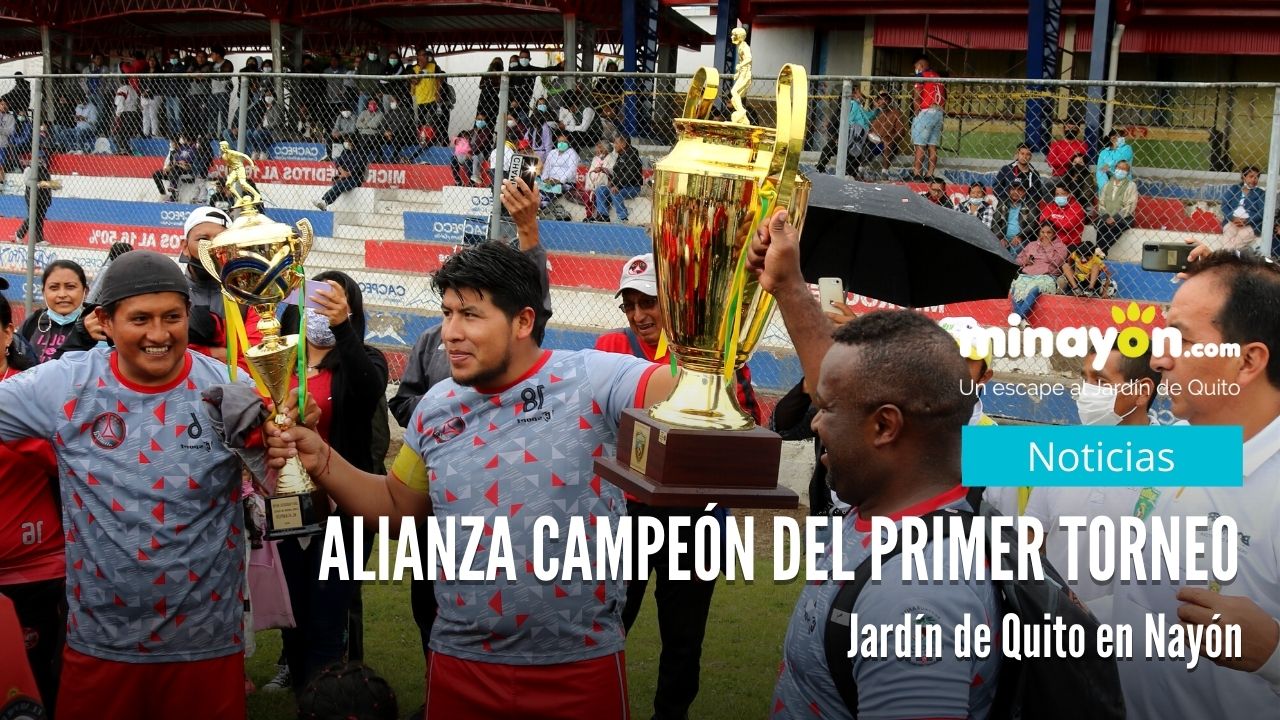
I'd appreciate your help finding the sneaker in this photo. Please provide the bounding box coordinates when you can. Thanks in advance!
[314,201,327,211]
[261,663,291,693]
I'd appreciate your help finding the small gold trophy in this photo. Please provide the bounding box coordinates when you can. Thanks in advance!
[593,64,811,508]
[201,142,324,538]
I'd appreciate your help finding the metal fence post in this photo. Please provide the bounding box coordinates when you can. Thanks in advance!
[23,77,43,315]
[236,75,250,154]
[834,80,852,177]
[1261,87,1280,256]
[489,72,511,242]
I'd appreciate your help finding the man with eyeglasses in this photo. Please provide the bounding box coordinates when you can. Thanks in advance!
[918,177,955,209]
[593,252,761,720]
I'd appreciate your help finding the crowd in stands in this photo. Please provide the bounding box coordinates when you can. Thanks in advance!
[897,124,1280,318]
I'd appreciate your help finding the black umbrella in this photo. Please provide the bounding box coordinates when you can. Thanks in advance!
[796,174,1018,308]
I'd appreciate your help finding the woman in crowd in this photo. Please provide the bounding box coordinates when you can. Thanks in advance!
[1096,159,1138,254]
[268,271,389,696]
[958,182,994,228]
[1095,129,1134,190]
[477,57,503,122]
[527,96,558,160]
[1220,165,1265,249]
[0,285,65,715]
[19,260,98,363]
[1038,183,1086,247]
[1011,223,1070,320]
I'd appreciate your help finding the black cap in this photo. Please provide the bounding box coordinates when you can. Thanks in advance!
[96,250,190,307]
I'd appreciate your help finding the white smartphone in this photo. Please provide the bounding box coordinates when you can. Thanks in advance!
[818,277,846,312]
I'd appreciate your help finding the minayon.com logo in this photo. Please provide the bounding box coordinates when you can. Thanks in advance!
[950,303,1241,371]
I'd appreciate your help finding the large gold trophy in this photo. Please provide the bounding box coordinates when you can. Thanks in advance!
[594,62,810,508]
[201,142,325,538]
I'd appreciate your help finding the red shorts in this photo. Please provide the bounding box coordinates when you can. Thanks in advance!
[425,651,629,720]
[56,646,245,720]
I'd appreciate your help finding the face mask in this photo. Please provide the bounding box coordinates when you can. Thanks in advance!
[914,70,923,77]
[343,142,353,150]
[968,197,983,206]
[1116,137,1126,147]
[475,119,487,128]
[1054,196,1068,207]
[387,101,398,110]
[1075,382,1134,426]
[170,58,180,65]
[45,306,84,326]
[507,119,517,128]
[1113,169,1128,180]
[389,59,400,66]
[264,97,275,104]
[367,53,378,61]
[263,65,273,72]
[537,104,547,112]
[519,58,530,67]
[557,141,570,152]
[426,57,434,64]
[341,110,351,118]
[305,308,337,347]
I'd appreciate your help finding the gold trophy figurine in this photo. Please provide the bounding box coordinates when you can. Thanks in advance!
[200,144,325,539]
[593,62,811,508]
[729,28,752,125]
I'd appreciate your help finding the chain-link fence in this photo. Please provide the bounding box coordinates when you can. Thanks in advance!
[2,68,1278,424]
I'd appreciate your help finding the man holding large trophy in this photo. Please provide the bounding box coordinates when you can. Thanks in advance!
[199,143,326,538]
[593,61,810,508]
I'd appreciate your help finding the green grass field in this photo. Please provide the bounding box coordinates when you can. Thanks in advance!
[245,553,804,719]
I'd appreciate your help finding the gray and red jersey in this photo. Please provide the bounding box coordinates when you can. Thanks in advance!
[396,349,657,665]
[0,348,261,663]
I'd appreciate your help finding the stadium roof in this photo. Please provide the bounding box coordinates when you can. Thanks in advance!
[0,0,712,61]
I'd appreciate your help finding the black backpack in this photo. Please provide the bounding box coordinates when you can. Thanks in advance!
[824,505,1125,720]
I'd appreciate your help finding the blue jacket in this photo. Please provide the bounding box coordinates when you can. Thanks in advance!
[1222,184,1266,234]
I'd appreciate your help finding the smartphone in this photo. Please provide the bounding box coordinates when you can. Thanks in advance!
[818,277,846,311]
[505,150,541,188]
[285,279,331,310]
[1141,242,1193,273]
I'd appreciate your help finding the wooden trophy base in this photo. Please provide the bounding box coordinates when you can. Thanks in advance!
[594,408,798,509]
[264,488,328,539]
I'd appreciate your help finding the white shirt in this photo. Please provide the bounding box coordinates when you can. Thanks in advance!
[114,84,139,114]
[541,147,580,186]
[560,106,595,133]
[1111,411,1280,718]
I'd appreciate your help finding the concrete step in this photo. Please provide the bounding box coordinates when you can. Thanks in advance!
[311,236,367,256]
[333,224,403,241]
[376,200,437,215]
[334,210,403,230]
[306,250,365,271]
[390,189,443,205]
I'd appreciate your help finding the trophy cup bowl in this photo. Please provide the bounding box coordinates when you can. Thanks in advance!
[593,65,810,509]
[199,207,327,539]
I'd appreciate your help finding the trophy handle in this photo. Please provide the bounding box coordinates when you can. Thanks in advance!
[682,67,719,121]
[294,218,314,264]
[196,237,221,281]
[762,64,807,212]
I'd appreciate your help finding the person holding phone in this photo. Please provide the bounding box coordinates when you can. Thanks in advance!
[269,273,389,694]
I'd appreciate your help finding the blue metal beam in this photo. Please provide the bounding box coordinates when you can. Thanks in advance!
[713,0,740,76]
[1025,0,1062,154]
[1085,0,1115,156]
